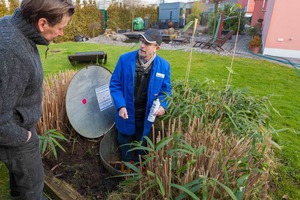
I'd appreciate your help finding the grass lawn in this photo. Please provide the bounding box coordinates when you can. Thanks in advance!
[0,162,9,199]
[1,42,299,199]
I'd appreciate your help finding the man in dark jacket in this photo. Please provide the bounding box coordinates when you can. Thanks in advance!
[110,29,172,162]
[0,1,74,199]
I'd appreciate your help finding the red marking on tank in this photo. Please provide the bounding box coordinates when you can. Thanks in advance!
[82,98,87,104]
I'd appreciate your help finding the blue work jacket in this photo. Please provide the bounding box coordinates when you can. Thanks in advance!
[109,50,172,137]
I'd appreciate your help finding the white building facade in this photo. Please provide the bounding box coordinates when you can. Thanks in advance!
[97,0,159,10]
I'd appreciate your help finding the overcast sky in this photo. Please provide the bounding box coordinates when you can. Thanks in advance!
[149,0,190,4]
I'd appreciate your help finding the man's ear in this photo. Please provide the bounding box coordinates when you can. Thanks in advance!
[37,18,47,32]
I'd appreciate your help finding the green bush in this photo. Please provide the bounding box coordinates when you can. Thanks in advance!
[110,80,276,199]
[54,0,102,43]
[0,0,102,43]
[0,0,18,17]
[222,3,245,33]
[106,3,158,31]
[39,129,68,159]
[1,1,157,42]
[249,35,262,48]
[207,3,245,35]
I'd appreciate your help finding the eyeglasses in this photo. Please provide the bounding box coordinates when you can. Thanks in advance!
[139,39,157,46]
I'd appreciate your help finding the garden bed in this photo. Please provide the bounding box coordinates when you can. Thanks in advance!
[43,135,121,199]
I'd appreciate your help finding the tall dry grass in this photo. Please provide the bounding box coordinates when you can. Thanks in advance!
[142,118,272,199]
[108,6,276,198]
[108,80,275,200]
[36,70,77,136]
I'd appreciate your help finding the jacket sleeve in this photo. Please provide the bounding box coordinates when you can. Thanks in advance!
[109,56,126,110]
[0,50,29,146]
[158,61,172,110]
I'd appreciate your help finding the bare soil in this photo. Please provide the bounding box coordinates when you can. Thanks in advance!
[43,134,122,199]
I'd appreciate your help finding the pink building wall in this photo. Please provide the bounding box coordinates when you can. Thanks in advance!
[262,0,300,58]
[251,0,266,26]
[247,0,255,14]
[237,0,248,8]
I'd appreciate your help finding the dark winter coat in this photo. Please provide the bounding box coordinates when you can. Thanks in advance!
[0,8,49,146]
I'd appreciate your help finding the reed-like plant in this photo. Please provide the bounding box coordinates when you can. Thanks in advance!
[36,70,77,136]
[109,79,276,199]
[163,80,275,137]
[108,5,276,198]
[36,70,77,159]
[39,129,68,159]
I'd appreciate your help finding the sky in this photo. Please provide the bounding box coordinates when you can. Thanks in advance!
[150,0,190,3]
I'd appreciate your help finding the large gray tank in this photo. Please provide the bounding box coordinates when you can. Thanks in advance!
[66,65,122,175]
[66,65,115,138]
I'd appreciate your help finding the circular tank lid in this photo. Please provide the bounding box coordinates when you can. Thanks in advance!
[66,65,115,138]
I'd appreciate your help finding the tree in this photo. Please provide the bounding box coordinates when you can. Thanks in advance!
[106,2,157,31]
[0,0,8,17]
[223,3,245,33]
[54,0,102,42]
[8,0,19,14]
[187,0,205,23]
[124,0,139,32]
[84,0,102,37]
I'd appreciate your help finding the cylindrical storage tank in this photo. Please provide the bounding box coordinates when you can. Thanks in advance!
[66,65,123,175]
[66,65,115,138]
[99,127,123,175]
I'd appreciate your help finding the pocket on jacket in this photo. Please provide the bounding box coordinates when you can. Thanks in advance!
[153,77,164,94]
[116,116,135,135]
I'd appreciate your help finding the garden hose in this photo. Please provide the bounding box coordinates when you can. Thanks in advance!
[244,42,300,77]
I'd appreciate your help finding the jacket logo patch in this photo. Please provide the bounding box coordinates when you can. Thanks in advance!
[156,73,165,78]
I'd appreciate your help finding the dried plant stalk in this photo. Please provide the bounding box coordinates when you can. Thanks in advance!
[135,117,273,199]
[36,70,77,135]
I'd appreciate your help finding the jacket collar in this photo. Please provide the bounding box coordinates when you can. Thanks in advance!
[9,8,49,46]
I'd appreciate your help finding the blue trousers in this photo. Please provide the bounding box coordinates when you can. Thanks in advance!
[117,120,148,162]
[0,130,44,200]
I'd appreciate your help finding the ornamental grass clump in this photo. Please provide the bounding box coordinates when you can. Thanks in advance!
[109,80,276,200]
[109,5,276,198]
[249,36,262,48]
[36,70,77,135]
[36,70,77,158]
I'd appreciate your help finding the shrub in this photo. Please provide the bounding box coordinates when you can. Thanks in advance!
[109,80,276,200]
[106,3,158,31]
[247,25,259,37]
[207,3,246,35]
[39,129,68,159]
[222,3,246,33]
[36,71,77,159]
[54,0,102,43]
[36,71,77,135]
[249,35,262,48]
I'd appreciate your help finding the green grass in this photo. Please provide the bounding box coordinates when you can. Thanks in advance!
[0,162,10,199]
[1,42,299,199]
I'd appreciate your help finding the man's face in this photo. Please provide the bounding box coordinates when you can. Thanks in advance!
[138,38,160,60]
[39,14,71,42]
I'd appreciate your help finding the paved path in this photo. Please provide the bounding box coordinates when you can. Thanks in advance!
[163,34,254,58]
[88,33,300,67]
[165,34,300,67]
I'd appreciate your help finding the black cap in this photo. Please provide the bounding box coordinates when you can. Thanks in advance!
[139,29,162,46]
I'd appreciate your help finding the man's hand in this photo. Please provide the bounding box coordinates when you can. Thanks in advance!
[26,131,32,142]
[155,106,165,116]
[119,107,128,119]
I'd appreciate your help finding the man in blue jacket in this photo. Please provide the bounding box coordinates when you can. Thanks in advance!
[109,29,172,162]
